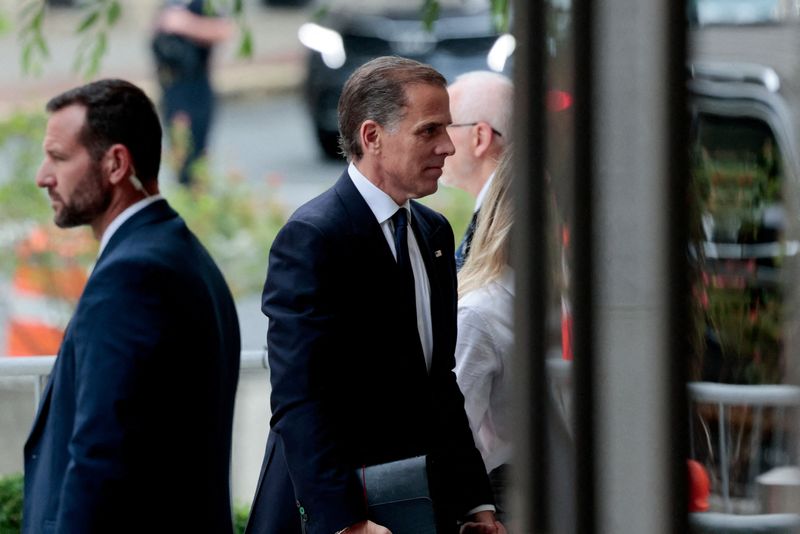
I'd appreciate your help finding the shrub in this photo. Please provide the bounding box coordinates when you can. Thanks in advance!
[0,473,23,534]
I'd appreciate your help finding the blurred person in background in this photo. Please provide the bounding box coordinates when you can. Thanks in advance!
[23,79,240,534]
[441,70,513,271]
[152,0,233,185]
[454,148,515,522]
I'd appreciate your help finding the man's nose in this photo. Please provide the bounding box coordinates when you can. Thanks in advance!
[440,133,456,156]
[35,161,53,188]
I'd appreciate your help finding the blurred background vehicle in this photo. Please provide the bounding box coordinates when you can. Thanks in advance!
[297,0,516,158]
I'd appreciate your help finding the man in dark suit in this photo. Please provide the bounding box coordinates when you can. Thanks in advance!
[246,57,504,534]
[439,71,513,271]
[23,79,241,534]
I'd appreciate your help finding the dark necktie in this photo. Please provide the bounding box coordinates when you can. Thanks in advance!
[455,209,479,271]
[392,208,415,300]
[392,208,426,368]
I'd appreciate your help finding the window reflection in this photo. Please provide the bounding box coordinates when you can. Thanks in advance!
[543,0,578,531]
[687,17,800,525]
[691,115,785,385]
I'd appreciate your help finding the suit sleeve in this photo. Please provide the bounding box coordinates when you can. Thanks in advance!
[262,218,365,534]
[54,259,171,532]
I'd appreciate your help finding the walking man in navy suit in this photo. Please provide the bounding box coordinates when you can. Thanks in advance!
[246,57,505,534]
[23,79,241,534]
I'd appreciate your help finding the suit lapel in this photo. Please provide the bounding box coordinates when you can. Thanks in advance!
[333,171,397,268]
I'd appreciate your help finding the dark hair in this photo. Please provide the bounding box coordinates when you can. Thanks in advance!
[46,79,162,182]
[337,56,447,160]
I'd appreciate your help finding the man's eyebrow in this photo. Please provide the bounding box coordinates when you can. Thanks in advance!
[417,121,445,131]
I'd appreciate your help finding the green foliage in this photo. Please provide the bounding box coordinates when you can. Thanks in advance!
[164,162,286,297]
[69,0,122,77]
[18,1,49,76]
[420,184,474,245]
[422,0,511,32]
[233,502,250,534]
[490,0,511,33]
[16,0,253,80]
[0,10,11,36]
[0,473,23,534]
[0,111,48,223]
[214,0,254,59]
[0,110,52,276]
[421,0,440,32]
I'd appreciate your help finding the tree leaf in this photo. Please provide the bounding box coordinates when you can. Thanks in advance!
[491,0,510,33]
[88,32,108,77]
[34,33,48,56]
[20,1,43,20]
[237,27,253,58]
[106,1,122,25]
[421,0,440,32]
[76,11,100,34]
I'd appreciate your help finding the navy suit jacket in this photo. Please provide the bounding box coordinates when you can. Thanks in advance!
[23,199,241,534]
[246,172,492,534]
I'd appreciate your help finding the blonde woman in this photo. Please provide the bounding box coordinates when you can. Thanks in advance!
[455,148,514,519]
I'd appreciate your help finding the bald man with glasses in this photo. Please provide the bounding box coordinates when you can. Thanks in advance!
[441,71,513,271]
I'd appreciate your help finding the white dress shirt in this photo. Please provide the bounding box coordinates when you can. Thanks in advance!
[348,163,433,370]
[474,171,495,213]
[455,265,515,472]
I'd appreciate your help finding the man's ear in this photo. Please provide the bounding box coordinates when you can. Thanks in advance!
[103,144,134,186]
[474,122,496,158]
[360,120,382,155]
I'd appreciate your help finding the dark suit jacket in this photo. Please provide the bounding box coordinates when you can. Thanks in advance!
[246,172,492,534]
[23,199,241,534]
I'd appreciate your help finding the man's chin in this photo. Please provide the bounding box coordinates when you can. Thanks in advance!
[420,181,439,199]
[54,218,79,229]
[54,211,89,229]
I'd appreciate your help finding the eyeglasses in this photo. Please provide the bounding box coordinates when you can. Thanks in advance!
[448,122,503,137]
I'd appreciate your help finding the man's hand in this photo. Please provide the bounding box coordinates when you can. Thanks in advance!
[343,519,392,534]
[459,511,507,534]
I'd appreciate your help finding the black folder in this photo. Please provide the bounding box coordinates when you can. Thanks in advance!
[356,455,438,534]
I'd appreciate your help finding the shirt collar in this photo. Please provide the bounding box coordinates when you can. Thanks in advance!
[498,264,515,296]
[98,194,163,256]
[348,162,409,223]
[474,171,496,212]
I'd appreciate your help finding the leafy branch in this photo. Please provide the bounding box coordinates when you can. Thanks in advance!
[18,1,48,76]
[72,0,120,78]
[17,0,253,80]
[422,0,511,32]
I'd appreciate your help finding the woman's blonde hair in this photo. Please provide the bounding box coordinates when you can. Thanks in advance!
[458,147,514,296]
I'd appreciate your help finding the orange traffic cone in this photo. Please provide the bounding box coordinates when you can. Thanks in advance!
[5,226,94,356]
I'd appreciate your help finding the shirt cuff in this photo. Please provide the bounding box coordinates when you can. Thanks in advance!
[466,504,497,516]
